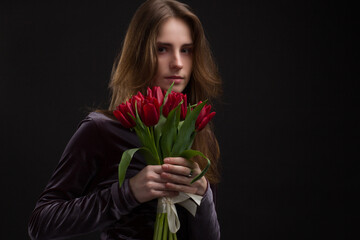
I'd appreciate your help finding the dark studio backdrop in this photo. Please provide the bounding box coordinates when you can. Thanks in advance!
[0,0,358,239]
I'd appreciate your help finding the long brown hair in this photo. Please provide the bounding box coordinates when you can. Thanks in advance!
[105,0,222,183]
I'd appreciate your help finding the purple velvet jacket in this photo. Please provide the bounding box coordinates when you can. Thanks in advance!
[28,112,220,240]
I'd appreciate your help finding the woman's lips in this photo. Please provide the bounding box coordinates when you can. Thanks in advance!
[165,76,184,84]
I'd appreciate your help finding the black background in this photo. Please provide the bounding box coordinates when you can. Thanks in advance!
[1,0,358,239]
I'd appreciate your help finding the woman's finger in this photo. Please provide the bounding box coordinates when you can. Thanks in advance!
[161,163,193,177]
[164,157,195,168]
[151,189,179,198]
[160,171,193,185]
[145,165,167,183]
[149,165,165,174]
[164,182,198,195]
[129,165,178,202]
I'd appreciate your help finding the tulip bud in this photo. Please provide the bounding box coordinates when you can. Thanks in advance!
[139,96,160,127]
[113,102,136,128]
[195,102,216,131]
[147,86,165,106]
[163,91,186,118]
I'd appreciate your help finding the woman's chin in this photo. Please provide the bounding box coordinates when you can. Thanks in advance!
[171,85,185,93]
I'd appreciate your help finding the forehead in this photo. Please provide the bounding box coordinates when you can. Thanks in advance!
[157,18,192,43]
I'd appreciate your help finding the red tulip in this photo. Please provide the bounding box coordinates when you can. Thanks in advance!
[113,101,136,128]
[147,86,165,106]
[195,101,216,131]
[134,91,145,100]
[163,92,187,119]
[131,91,145,107]
[139,96,160,127]
[129,91,145,117]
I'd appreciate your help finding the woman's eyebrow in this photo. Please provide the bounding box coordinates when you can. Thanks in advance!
[157,42,193,47]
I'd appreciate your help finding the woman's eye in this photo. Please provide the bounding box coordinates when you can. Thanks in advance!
[181,48,192,54]
[158,47,166,53]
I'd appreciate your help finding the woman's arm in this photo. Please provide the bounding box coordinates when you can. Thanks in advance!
[28,118,140,240]
[187,184,220,240]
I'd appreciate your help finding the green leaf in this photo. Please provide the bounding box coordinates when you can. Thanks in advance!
[139,146,159,165]
[133,126,145,146]
[179,149,211,184]
[177,120,184,130]
[154,115,167,160]
[134,101,146,130]
[171,101,207,155]
[184,131,196,151]
[118,147,156,187]
[174,99,183,128]
[118,148,141,187]
[159,104,181,158]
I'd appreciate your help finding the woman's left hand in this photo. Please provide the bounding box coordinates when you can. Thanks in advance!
[161,157,208,196]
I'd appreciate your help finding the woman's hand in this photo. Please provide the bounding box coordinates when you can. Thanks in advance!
[129,165,179,203]
[129,157,208,203]
[161,157,208,196]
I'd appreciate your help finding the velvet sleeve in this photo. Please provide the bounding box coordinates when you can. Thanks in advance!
[188,183,220,240]
[28,118,140,240]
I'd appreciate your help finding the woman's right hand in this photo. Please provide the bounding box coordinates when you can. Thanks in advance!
[129,165,179,203]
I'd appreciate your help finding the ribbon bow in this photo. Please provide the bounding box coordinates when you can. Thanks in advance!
[157,192,203,233]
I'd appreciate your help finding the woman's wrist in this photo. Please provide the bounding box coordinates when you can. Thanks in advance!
[196,177,208,196]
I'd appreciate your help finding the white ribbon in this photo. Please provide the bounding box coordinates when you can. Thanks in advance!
[157,192,203,233]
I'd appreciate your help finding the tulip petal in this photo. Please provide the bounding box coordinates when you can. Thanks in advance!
[154,86,164,105]
[126,101,135,117]
[113,110,135,128]
[143,103,160,126]
[147,87,153,98]
[197,111,216,131]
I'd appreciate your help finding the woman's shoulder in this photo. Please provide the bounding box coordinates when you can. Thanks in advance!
[85,111,116,123]
[77,111,138,145]
[78,111,121,132]
[86,110,116,121]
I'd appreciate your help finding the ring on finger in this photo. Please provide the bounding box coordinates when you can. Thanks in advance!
[188,169,193,178]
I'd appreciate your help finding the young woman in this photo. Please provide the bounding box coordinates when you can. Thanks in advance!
[28,0,222,239]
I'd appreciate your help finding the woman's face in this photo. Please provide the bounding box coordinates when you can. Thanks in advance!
[153,18,193,93]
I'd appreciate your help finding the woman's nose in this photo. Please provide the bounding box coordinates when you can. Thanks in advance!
[170,52,183,70]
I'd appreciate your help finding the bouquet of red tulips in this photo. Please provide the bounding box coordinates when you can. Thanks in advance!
[113,83,215,240]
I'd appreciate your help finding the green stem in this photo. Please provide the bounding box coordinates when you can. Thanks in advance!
[163,213,168,240]
[169,231,173,240]
[147,126,161,165]
[153,213,161,240]
[158,213,164,240]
